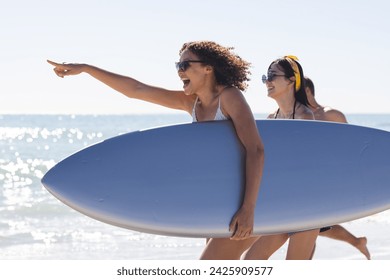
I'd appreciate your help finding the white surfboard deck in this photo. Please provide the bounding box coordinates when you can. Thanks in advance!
[41,120,390,238]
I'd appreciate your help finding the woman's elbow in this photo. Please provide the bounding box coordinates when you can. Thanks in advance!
[256,144,265,163]
[248,142,265,163]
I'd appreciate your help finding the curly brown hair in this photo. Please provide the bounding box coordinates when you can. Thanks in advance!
[179,41,251,91]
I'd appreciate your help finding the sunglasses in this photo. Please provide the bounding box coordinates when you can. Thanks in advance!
[175,60,205,72]
[262,73,287,83]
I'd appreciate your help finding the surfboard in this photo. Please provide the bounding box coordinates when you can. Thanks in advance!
[41,120,390,238]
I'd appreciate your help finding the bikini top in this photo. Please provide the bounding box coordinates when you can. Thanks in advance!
[192,96,228,122]
[275,100,297,119]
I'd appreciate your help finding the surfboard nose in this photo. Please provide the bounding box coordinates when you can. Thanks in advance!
[41,163,63,196]
[41,165,54,190]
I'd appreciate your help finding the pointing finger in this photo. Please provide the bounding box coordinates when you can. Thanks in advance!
[47,59,61,67]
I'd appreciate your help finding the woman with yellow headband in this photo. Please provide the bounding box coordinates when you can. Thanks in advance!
[243,56,319,260]
[263,55,313,120]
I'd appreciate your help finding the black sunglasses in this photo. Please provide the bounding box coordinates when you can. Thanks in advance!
[175,60,205,72]
[262,73,287,83]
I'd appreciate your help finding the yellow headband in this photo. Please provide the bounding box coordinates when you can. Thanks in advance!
[284,55,301,92]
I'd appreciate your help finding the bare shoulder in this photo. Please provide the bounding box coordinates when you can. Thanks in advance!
[297,105,315,120]
[219,87,251,117]
[323,107,347,123]
[220,86,245,101]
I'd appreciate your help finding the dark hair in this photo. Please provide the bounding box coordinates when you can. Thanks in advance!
[179,41,251,91]
[304,76,315,97]
[268,57,309,106]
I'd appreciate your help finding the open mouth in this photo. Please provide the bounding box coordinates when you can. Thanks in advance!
[182,79,190,88]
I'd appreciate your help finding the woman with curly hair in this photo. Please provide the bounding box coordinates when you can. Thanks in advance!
[47,41,265,259]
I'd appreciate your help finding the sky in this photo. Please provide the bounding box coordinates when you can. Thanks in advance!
[1,0,389,114]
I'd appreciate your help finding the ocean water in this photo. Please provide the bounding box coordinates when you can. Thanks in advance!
[0,114,389,260]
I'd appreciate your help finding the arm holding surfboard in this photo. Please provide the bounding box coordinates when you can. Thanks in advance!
[220,89,264,239]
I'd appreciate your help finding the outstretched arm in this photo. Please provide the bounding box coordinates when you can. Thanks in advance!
[47,60,194,113]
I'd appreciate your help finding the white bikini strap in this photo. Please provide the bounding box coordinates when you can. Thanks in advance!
[191,96,199,121]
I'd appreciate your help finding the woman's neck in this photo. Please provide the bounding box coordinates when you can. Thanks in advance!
[275,97,297,119]
[196,85,225,106]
